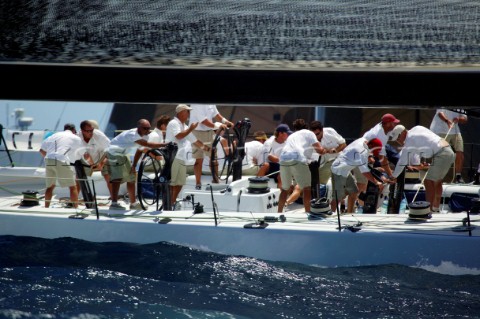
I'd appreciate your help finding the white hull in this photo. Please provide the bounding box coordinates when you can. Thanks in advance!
[0,173,479,274]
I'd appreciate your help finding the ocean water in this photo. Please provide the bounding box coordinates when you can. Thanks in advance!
[0,236,479,319]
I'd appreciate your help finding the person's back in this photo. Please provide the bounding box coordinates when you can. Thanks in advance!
[242,140,264,173]
[43,130,83,164]
[332,138,370,177]
[280,129,318,163]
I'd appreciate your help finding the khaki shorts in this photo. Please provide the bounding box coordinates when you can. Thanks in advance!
[170,158,187,186]
[242,165,260,176]
[192,130,215,159]
[331,172,358,199]
[106,153,135,183]
[318,160,333,185]
[438,133,464,152]
[352,166,368,185]
[280,160,311,190]
[426,146,455,181]
[45,158,76,188]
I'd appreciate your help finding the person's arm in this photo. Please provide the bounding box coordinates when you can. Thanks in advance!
[193,140,210,152]
[135,139,167,149]
[268,154,279,163]
[93,153,107,170]
[438,111,454,129]
[132,149,143,172]
[175,122,198,140]
[327,142,346,154]
[380,156,394,178]
[362,171,385,191]
[312,141,326,155]
[214,114,234,128]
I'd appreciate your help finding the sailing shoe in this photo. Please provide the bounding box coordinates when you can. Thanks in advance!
[455,175,465,184]
[109,202,127,210]
[130,202,146,210]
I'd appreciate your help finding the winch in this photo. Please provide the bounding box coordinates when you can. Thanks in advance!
[247,176,270,194]
[408,201,431,220]
[310,197,332,216]
[20,190,40,207]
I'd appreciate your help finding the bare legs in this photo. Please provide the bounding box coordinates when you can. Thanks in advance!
[44,184,78,208]
[170,185,182,207]
[194,158,203,186]
[44,185,55,208]
[424,179,443,210]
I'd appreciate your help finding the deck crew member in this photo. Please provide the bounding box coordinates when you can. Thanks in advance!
[389,125,455,213]
[77,120,112,198]
[311,121,347,185]
[330,138,388,214]
[257,124,292,189]
[40,123,85,208]
[355,113,401,207]
[189,104,234,189]
[277,120,326,214]
[242,131,268,176]
[106,119,167,210]
[149,115,171,144]
[429,108,467,183]
[166,104,210,207]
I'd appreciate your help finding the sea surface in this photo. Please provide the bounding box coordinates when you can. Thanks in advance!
[0,236,479,319]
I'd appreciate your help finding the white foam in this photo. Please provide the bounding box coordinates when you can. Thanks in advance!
[417,261,480,276]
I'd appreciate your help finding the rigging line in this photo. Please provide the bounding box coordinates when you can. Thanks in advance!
[53,102,68,132]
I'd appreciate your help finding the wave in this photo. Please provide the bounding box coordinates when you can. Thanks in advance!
[1,236,479,318]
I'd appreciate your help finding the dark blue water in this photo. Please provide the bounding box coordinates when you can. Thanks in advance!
[0,236,479,319]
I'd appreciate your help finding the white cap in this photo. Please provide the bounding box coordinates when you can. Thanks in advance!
[175,104,192,113]
[389,125,406,141]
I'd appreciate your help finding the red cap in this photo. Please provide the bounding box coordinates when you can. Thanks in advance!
[381,113,400,124]
[367,138,383,157]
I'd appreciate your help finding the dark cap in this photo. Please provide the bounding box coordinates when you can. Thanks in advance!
[276,124,293,135]
[381,113,400,124]
[64,123,76,131]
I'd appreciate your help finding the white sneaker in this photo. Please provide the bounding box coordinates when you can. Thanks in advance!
[130,202,146,210]
[109,202,127,210]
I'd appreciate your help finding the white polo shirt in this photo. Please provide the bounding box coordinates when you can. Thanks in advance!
[165,117,197,162]
[189,104,219,131]
[41,130,84,163]
[331,138,370,177]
